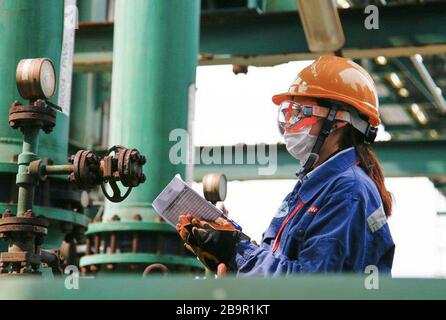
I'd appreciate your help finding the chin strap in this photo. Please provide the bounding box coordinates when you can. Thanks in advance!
[296,105,338,181]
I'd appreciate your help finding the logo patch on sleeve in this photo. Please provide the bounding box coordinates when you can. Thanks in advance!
[274,201,289,218]
[306,205,319,214]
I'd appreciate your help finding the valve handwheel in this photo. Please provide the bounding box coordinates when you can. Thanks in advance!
[101,145,146,203]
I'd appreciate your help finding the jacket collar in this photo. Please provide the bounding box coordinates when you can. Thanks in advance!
[297,147,359,203]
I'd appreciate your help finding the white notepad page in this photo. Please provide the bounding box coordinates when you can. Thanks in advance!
[153,174,224,228]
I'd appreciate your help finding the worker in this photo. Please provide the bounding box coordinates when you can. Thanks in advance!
[176,56,395,276]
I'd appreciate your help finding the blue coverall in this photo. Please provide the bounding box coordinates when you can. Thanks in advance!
[234,147,395,276]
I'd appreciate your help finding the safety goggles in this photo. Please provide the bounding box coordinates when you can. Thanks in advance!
[278,100,341,135]
[277,100,375,139]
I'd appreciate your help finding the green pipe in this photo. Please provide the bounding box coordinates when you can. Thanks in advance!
[70,73,110,151]
[105,0,200,221]
[0,0,67,165]
[69,0,110,152]
[77,0,108,22]
[16,127,40,216]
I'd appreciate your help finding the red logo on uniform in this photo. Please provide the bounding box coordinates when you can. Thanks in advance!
[307,205,319,214]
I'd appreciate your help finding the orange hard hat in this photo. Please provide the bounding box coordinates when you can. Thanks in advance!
[272,56,380,127]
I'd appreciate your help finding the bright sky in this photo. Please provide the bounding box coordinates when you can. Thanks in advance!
[192,62,446,278]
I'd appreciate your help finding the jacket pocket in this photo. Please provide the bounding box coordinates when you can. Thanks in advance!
[284,214,316,259]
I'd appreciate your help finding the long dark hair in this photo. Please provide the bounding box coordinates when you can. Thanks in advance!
[340,125,393,217]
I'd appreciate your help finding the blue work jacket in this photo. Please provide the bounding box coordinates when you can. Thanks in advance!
[234,147,395,276]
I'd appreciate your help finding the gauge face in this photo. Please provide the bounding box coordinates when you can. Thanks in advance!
[39,60,56,99]
[218,174,227,201]
[203,173,227,203]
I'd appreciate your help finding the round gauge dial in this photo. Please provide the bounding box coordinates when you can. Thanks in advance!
[16,58,56,100]
[217,174,227,201]
[202,173,227,203]
[39,60,56,99]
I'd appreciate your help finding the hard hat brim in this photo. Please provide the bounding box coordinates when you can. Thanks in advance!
[272,93,290,105]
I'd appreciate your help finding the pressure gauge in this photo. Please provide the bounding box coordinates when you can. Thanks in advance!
[202,173,227,204]
[16,58,57,100]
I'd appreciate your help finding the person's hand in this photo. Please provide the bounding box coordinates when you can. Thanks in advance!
[176,213,240,274]
[176,214,222,272]
[176,214,195,243]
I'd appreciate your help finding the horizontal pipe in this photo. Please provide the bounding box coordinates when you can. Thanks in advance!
[44,164,74,175]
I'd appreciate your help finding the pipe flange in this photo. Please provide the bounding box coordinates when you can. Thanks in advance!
[0,215,48,236]
[8,100,56,133]
[117,147,146,187]
[0,211,48,275]
[99,146,146,202]
[28,159,48,181]
[68,150,101,189]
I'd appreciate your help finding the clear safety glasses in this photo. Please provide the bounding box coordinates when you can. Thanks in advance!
[277,100,319,135]
[277,99,376,142]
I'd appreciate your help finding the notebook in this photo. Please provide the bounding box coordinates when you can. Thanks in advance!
[153,174,244,234]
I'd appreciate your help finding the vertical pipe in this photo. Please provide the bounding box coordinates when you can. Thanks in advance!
[16,127,40,216]
[77,0,108,22]
[0,0,67,164]
[105,0,200,221]
[70,0,109,152]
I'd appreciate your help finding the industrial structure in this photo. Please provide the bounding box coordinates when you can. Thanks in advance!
[0,0,446,299]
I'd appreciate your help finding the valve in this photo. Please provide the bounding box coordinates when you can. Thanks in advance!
[66,146,146,202]
[99,145,146,202]
[2,58,147,276]
[68,150,102,190]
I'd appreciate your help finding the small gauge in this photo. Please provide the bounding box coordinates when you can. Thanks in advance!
[202,173,227,204]
[16,58,57,100]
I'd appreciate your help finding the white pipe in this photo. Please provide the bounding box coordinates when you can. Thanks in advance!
[410,54,446,114]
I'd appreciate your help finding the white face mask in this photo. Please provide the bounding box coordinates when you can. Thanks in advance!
[283,125,317,163]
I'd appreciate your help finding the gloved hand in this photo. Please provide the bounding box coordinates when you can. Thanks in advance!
[176,214,240,272]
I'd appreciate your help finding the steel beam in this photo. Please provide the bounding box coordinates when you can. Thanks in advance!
[193,140,446,181]
[74,3,446,72]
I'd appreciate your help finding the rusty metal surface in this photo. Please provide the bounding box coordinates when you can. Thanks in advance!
[100,146,145,202]
[102,145,146,187]
[9,100,56,134]
[67,146,146,202]
[0,210,48,275]
[69,150,101,189]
